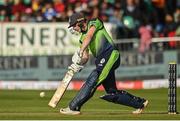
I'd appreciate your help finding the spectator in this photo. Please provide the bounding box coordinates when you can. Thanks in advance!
[35,10,45,22]
[0,9,9,21]
[54,0,65,13]
[12,0,26,15]
[0,0,178,44]
[43,2,57,21]
[12,12,21,22]
[138,23,152,53]
[163,14,177,49]
[100,1,110,22]
[109,8,124,39]
[151,0,166,25]
[32,0,42,12]
[174,7,180,48]
[21,7,35,22]
[122,0,142,38]
[91,7,99,19]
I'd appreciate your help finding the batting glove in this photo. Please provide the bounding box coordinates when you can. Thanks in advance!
[72,48,83,64]
[68,63,84,73]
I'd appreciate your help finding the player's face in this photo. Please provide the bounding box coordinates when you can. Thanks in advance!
[68,23,81,35]
[73,23,81,33]
[69,21,87,35]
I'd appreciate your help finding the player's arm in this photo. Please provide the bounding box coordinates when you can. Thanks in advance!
[80,48,89,65]
[71,26,95,66]
[79,26,96,56]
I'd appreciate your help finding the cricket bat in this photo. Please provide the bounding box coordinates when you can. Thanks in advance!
[48,69,75,108]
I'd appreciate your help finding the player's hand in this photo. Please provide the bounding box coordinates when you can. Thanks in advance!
[68,63,84,73]
[72,49,83,64]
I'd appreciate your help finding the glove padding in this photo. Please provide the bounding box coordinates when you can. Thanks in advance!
[72,49,83,64]
[68,63,84,73]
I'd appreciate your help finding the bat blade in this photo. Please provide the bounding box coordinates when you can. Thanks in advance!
[48,69,74,108]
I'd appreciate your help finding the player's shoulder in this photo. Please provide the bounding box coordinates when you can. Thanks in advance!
[88,18,103,24]
[88,18,104,30]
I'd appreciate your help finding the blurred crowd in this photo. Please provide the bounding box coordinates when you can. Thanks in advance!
[0,0,180,51]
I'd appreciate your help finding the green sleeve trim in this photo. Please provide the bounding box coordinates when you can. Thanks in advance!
[96,50,119,86]
[88,19,103,32]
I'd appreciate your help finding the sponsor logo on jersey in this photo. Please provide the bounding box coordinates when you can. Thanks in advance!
[98,58,105,66]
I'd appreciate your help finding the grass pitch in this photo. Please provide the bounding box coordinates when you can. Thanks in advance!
[0,88,180,120]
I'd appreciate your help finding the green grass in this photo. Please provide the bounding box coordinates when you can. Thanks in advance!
[0,88,180,120]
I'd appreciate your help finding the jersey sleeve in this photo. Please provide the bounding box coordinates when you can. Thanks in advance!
[88,18,104,32]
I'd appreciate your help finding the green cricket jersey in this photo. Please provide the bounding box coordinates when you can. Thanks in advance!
[79,18,120,86]
[79,18,117,57]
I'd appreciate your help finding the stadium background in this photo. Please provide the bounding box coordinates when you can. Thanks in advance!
[0,0,179,90]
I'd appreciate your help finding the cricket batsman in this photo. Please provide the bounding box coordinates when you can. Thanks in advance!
[60,12,148,115]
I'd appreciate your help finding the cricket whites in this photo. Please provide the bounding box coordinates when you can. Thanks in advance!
[48,69,75,108]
